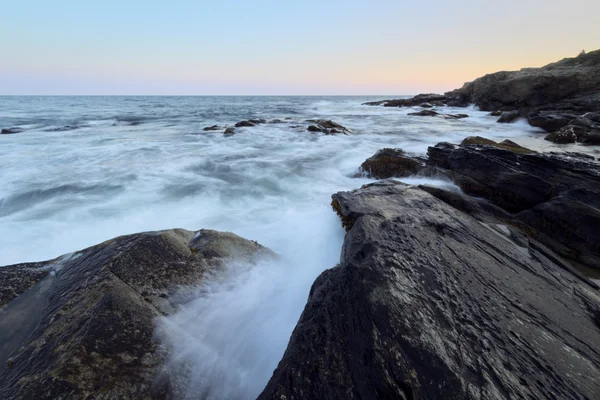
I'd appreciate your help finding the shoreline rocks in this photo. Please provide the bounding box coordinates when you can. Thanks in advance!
[259,180,600,399]
[0,229,273,399]
[365,49,600,145]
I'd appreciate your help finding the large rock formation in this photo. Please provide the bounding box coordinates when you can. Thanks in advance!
[259,181,600,400]
[0,229,273,399]
[446,50,600,143]
[365,50,600,144]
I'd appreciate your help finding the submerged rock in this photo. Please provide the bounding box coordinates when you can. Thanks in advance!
[260,181,600,399]
[0,229,273,399]
[235,120,256,127]
[203,125,222,131]
[224,127,236,136]
[360,148,424,179]
[497,110,520,123]
[1,127,24,134]
[364,93,447,108]
[408,109,439,117]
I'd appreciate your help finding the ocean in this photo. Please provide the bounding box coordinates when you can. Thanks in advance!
[0,95,545,398]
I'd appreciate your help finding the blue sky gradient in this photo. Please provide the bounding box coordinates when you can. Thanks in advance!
[1,0,599,94]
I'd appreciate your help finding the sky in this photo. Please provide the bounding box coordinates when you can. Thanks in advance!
[1,0,599,95]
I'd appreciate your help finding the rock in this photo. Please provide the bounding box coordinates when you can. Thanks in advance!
[446,50,600,111]
[497,110,520,123]
[518,189,600,267]
[259,181,600,400]
[426,140,600,268]
[444,49,600,141]
[234,120,256,128]
[305,120,351,134]
[443,113,469,119]
[268,119,285,124]
[490,110,503,116]
[460,136,535,154]
[527,111,576,132]
[583,131,600,145]
[203,125,221,131]
[545,126,579,143]
[419,102,433,108]
[363,94,447,108]
[408,109,439,117]
[1,127,24,134]
[0,229,273,399]
[249,118,266,124]
[360,148,424,179]
[224,127,236,136]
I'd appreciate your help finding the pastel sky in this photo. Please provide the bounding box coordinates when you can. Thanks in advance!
[1,0,598,95]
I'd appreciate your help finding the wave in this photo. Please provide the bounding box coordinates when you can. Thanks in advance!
[0,184,124,217]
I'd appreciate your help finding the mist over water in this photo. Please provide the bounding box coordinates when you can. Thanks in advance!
[0,96,544,398]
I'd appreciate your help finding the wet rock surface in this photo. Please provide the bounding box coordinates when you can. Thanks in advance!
[0,229,273,400]
[359,148,425,179]
[425,139,600,268]
[259,181,600,400]
[1,127,25,134]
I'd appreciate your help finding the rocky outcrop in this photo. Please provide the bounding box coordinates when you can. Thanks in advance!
[224,127,236,136]
[1,127,24,134]
[425,140,600,268]
[446,50,600,112]
[363,93,447,107]
[497,110,520,123]
[366,50,600,144]
[259,181,600,400]
[360,148,425,179]
[305,119,351,135]
[0,229,273,399]
[203,125,222,131]
[408,109,469,119]
[446,49,600,143]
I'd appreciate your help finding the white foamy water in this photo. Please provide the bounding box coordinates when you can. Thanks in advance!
[0,96,544,398]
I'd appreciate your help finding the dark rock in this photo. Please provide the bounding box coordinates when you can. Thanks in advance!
[268,119,285,124]
[426,140,600,268]
[583,131,600,145]
[203,125,221,131]
[259,181,600,400]
[234,120,256,128]
[408,109,438,117]
[497,110,520,123]
[224,127,236,136]
[444,50,600,141]
[0,263,48,307]
[545,126,579,143]
[518,189,600,267]
[363,93,447,108]
[490,110,503,116]
[360,148,424,179]
[443,113,469,119]
[0,229,273,399]
[1,127,24,135]
[305,120,350,134]
[419,102,433,108]
[249,118,266,124]
[528,111,576,132]
[44,125,80,132]
[460,136,535,154]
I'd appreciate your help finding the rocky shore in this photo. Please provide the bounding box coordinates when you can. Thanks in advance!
[259,138,600,399]
[2,51,600,400]
[0,229,274,399]
[366,49,600,145]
